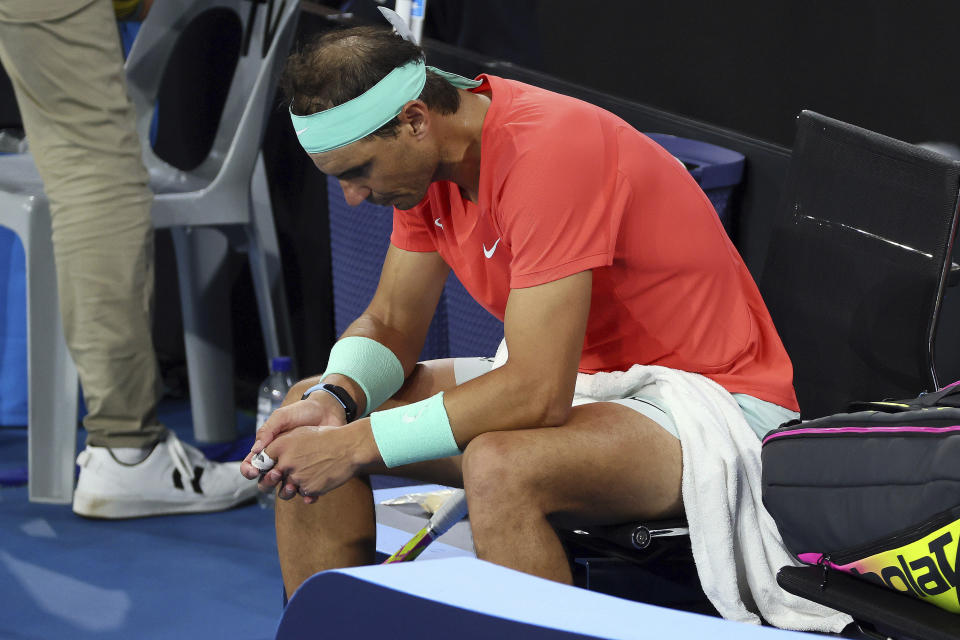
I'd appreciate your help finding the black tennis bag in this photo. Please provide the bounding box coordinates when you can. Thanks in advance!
[761,382,960,613]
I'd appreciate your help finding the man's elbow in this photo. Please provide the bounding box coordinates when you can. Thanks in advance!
[502,362,576,427]
[526,382,574,427]
[540,400,573,427]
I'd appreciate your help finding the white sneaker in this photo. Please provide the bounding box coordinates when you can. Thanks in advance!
[72,432,259,519]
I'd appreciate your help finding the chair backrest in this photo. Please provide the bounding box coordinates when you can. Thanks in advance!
[125,0,299,191]
[759,110,960,418]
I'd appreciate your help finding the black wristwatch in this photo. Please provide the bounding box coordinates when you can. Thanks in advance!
[302,382,358,423]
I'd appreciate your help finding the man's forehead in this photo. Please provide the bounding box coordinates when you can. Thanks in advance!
[310,142,372,175]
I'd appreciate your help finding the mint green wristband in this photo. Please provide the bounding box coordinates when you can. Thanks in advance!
[369,392,460,468]
[322,336,404,417]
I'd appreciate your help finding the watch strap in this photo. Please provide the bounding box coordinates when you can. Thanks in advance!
[302,383,358,423]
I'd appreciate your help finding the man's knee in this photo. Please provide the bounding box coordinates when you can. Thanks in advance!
[462,431,538,507]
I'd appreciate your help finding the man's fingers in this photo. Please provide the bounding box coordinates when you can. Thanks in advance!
[257,466,284,493]
[240,451,259,479]
[249,400,323,455]
[242,446,277,480]
[252,403,300,450]
[278,481,299,501]
[249,425,356,503]
[252,415,284,452]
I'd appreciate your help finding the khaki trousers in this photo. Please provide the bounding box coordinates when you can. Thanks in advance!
[0,0,166,447]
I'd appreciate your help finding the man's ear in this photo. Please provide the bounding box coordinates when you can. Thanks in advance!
[397,100,429,138]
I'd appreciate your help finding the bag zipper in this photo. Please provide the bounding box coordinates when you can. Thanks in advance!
[817,554,832,590]
[763,421,960,445]
[814,506,960,569]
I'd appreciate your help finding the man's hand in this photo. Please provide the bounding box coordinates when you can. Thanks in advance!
[240,395,350,479]
[255,421,380,504]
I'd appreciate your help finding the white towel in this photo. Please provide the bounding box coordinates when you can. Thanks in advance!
[575,364,852,632]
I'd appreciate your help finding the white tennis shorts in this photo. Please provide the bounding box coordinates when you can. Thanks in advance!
[452,357,798,439]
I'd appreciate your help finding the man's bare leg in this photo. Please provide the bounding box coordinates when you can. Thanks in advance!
[274,360,463,597]
[276,360,683,593]
[461,403,683,583]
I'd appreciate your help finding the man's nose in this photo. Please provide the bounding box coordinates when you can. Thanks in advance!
[339,181,371,207]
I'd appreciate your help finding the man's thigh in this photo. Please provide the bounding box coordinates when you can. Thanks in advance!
[465,401,683,527]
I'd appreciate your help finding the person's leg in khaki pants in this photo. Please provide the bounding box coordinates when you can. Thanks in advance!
[0,0,257,517]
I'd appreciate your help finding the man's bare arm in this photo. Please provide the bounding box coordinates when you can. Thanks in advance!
[250,270,592,496]
[325,245,451,416]
[241,245,448,478]
[439,270,591,446]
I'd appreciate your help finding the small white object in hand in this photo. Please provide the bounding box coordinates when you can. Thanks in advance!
[251,451,275,472]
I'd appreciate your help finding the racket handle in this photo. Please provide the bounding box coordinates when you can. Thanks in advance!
[382,490,469,564]
[382,526,434,564]
[426,489,468,537]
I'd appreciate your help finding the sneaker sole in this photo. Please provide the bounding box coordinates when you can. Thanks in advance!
[72,490,257,519]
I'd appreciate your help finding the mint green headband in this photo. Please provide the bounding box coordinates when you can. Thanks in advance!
[290,58,481,154]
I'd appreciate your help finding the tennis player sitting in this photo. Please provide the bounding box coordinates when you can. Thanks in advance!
[240,22,849,631]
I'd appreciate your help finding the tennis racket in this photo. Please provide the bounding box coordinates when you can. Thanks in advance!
[382,489,469,564]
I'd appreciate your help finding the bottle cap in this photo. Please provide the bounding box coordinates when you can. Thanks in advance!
[271,356,292,372]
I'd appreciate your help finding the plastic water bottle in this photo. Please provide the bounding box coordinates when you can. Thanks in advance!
[256,356,293,431]
[255,356,293,508]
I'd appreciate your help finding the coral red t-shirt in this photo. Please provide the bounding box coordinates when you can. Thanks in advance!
[390,75,798,410]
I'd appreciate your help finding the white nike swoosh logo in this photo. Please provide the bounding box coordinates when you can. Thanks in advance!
[434,218,443,229]
[401,404,428,424]
[483,238,501,259]
[295,127,309,136]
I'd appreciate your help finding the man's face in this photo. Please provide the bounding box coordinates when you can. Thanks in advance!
[310,132,435,210]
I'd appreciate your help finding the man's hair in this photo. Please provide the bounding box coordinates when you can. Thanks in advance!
[280,26,461,139]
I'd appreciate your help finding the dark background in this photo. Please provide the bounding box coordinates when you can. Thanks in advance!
[334,0,960,149]
[5,1,957,167]
[1,0,958,408]
[534,0,959,149]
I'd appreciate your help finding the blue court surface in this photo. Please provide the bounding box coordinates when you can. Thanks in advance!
[0,401,283,640]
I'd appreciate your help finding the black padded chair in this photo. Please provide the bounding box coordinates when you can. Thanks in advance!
[759,111,960,640]
[759,110,960,419]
